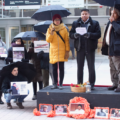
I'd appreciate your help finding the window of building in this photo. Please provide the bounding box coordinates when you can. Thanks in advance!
[0,28,5,42]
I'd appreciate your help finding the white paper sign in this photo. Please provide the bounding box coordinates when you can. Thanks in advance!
[0,47,7,58]
[34,41,49,53]
[11,82,28,96]
[13,47,24,62]
[76,27,87,35]
[46,0,84,8]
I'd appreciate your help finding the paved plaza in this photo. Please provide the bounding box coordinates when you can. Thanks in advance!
[0,55,112,120]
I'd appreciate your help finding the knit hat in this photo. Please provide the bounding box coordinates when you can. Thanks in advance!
[52,14,61,21]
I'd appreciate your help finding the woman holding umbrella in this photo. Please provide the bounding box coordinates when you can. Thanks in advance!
[6,38,28,64]
[46,14,70,90]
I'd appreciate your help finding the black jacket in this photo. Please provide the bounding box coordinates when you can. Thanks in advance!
[2,74,27,93]
[70,17,101,52]
[37,52,49,70]
[6,46,28,64]
[102,19,120,56]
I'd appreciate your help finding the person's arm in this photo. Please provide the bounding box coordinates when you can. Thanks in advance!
[1,78,10,93]
[6,47,13,63]
[87,21,101,40]
[65,30,70,52]
[46,28,54,43]
[111,21,120,35]
[70,21,77,39]
[22,48,29,62]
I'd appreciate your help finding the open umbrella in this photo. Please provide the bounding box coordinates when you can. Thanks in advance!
[1,62,36,83]
[14,31,46,41]
[34,20,69,33]
[31,5,71,21]
[93,0,120,7]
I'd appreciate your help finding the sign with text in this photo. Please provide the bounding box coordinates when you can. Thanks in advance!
[5,0,41,9]
[34,41,49,53]
[46,0,84,8]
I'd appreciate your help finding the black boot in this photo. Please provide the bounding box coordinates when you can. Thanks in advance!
[0,91,4,104]
[108,86,117,90]
[51,84,58,89]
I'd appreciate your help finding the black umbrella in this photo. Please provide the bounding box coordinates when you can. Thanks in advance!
[1,62,36,83]
[14,31,46,41]
[93,0,120,7]
[34,20,69,33]
[31,5,71,21]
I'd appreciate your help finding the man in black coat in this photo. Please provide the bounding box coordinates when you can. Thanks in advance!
[70,9,101,90]
[102,7,120,92]
[2,66,28,109]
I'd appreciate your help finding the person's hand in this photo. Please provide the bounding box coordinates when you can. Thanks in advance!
[74,33,80,39]
[51,27,55,35]
[83,33,90,39]
[109,16,115,23]
[7,89,12,93]
[65,51,69,59]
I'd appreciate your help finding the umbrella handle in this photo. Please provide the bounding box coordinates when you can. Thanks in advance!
[113,0,116,9]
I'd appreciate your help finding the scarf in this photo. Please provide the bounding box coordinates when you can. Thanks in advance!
[12,43,24,47]
[49,23,65,32]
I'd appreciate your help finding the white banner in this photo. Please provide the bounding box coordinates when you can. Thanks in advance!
[34,41,49,53]
[46,0,84,8]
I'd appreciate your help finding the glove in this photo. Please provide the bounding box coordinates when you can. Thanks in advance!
[64,51,69,59]
[37,51,44,59]
[7,89,12,93]
[74,33,80,39]
[83,33,90,38]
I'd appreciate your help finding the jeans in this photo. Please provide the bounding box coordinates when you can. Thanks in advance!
[4,92,29,103]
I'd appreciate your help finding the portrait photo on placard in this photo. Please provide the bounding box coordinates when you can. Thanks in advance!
[94,107,109,119]
[110,109,120,119]
[54,105,67,115]
[39,104,53,114]
[70,103,85,114]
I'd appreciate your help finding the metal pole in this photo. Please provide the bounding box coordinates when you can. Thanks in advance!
[2,0,3,18]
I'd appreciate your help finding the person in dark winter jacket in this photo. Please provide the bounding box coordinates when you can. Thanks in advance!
[2,66,28,109]
[0,35,7,104]
[37,51,49,87]
[28,38,43,100]
[70,8,101,90]
[6,38,28,64]
[102,7,120,92]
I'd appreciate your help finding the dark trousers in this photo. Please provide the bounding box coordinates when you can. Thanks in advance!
[77,49,95,87]
[53,62,64,86]
[33,81,43,95]
[0,90,2,101]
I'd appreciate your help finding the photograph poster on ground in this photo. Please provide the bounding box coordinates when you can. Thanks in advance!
[10,82,28,96]
[39,104,53,115]
[13,47,24,62]
[0,47,7,57]
[54,105,68,115]
[34,41,49,53]
[70,103,85,114]
[110,108,120,120]
[94,107,109,119]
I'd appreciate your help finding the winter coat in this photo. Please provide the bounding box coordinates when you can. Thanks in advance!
[28,43,42,82]
[70,17,101,52]
[102,18,120,56]
[46,23,70,64]
[2,74,27,93]
[37,52,49,70]
[6,43,28,64]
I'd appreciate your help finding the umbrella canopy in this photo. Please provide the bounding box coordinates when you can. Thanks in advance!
[34,20,69,33]
[93,0,120,7]
[31,5,71,21]
[1,62,36,83]
[14,31,46,41]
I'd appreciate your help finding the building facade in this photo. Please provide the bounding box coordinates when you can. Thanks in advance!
[0,0,110,54]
